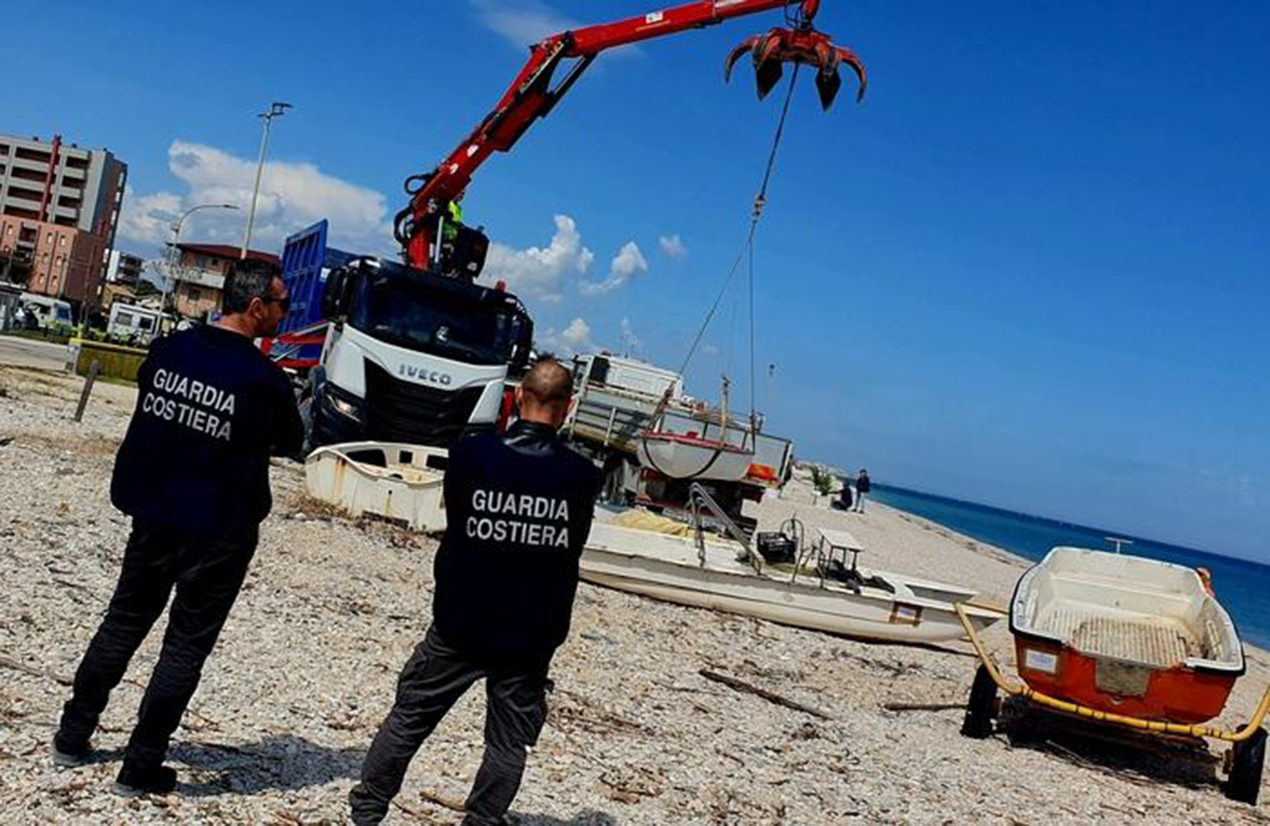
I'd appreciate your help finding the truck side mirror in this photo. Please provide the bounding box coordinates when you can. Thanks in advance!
[320,268,349,320]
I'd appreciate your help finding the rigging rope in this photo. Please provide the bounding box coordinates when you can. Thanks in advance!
[673,64,802,412]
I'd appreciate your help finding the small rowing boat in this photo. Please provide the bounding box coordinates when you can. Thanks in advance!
[1010,547,1245,724]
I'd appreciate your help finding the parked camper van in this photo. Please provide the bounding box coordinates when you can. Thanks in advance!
[107,303,162,345]
[18,293,74,334]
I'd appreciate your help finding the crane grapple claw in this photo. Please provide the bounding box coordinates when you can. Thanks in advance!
[723,26,867,110]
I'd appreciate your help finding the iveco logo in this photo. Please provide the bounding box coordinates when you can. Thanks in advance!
[398,364,453,386]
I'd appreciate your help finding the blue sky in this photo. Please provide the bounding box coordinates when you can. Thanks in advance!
[7,1,1268,561]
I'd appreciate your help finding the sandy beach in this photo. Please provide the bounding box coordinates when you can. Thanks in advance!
[1,363,1267,824]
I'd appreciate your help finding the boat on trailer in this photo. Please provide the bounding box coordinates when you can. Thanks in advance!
[958,546,1269,804]
[581,519,1002,645]
[1010,547,1244,723]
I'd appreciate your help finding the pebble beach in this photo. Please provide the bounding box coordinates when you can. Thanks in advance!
[1,364,1267,824]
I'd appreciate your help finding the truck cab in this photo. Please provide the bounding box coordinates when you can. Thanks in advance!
[307,256,532,449]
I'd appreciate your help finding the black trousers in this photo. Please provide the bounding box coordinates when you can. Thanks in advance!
[56,520,258,768]
[350,625,551,826]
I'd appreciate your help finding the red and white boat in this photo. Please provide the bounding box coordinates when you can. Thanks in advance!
[1009,547,1245,724]
[636,431,755,482]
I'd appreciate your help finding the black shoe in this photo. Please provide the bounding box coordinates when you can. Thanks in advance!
[113,763,177,797]
[51,735,91,768]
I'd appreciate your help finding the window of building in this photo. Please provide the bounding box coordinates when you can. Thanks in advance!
[65,156,89,170]
[139,316,154,331]
[188,287,202,302]
[10,167,46,183]
[15,147,51,163]
[8,185,44,203]
[47,232,54,244]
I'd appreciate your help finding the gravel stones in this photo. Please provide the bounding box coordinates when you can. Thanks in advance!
[1,365,1266,824]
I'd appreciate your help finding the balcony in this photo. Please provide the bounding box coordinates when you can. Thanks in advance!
[3,187,43,210]
[8,154,50,174]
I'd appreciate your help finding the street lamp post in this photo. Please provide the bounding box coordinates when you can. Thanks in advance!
[241,101,292,260]
[161,203,238,333]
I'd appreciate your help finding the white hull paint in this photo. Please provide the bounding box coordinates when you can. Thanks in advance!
[637,434,753,481]
[582,522,1001,644]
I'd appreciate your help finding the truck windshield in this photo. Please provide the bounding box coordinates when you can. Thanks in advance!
[349,274,525,366]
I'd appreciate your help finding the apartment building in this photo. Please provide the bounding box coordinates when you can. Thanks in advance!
[169,242,280,318]
[105,249,145,284]
[0,133,127,310]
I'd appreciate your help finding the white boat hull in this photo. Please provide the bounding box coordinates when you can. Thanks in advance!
[305,441,449,532]
[637,434,753,481]
[582,522,1001,644]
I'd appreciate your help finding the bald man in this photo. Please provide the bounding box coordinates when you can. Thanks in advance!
[351,360,602,826]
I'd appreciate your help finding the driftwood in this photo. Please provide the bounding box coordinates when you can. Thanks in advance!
[418,788,466,812]
[698,669,831,720]
[0,654,219,729]
[0,655,72,686]
[392,798,446,824]
[883,702,966,712]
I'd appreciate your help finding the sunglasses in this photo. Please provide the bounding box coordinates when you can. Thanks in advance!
[261,295,291,313]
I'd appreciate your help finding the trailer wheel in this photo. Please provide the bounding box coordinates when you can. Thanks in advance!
[960,665,998,739]
[1226,726,1266,805]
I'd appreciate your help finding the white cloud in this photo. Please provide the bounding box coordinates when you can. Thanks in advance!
[482,214,594,304]
[658,234,688,258]
[118,141,391,256]
[563,317,592,347]
[470,0,580,48]
[702,343,721,356]
[469,0,644,56]
[539,316,595,356]
[580,241,648,296]
[619,318,643,351]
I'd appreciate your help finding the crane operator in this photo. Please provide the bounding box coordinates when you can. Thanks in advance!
[350,359,603,826]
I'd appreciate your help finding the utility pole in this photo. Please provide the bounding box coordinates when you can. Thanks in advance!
[241,101,292,260]
[162,203,238,332]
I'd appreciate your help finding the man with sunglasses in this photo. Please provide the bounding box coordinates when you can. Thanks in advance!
[53,258,303,796]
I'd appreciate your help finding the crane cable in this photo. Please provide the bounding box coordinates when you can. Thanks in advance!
[674,64,802,414]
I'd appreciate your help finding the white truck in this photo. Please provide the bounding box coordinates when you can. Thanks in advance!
[303,256,533,451]
[563,352,793,530]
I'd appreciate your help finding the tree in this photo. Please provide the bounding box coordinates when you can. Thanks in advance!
[809,465,837,497]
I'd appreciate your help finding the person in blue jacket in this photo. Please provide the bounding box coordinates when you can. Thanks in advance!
[350,359,602,826]
[52,259,302,796]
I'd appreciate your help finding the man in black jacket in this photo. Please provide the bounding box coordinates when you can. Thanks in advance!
[350,360,602,826]
[53,259,303,796]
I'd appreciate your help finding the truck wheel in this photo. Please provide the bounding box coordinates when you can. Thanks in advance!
[1226,726,1266,805]
[960,665,998,739]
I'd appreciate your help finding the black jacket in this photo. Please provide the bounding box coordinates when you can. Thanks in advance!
[432,420,602,666]
[111,325,303,536]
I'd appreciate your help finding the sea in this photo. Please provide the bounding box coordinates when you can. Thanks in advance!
[868,483,1270,650]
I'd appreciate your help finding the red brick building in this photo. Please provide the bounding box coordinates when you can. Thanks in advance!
[0,133,126,314]
[169,243,280,319]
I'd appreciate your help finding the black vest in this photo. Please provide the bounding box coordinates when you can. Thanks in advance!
[432,421,602,665]
[111,326,303,536]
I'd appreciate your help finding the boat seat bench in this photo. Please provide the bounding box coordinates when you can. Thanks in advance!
[1034,604,1200,668]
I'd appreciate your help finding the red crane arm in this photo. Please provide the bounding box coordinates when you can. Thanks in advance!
[400,0,815,268]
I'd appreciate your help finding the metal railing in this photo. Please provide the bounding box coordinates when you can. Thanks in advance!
[687,482,759,573]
